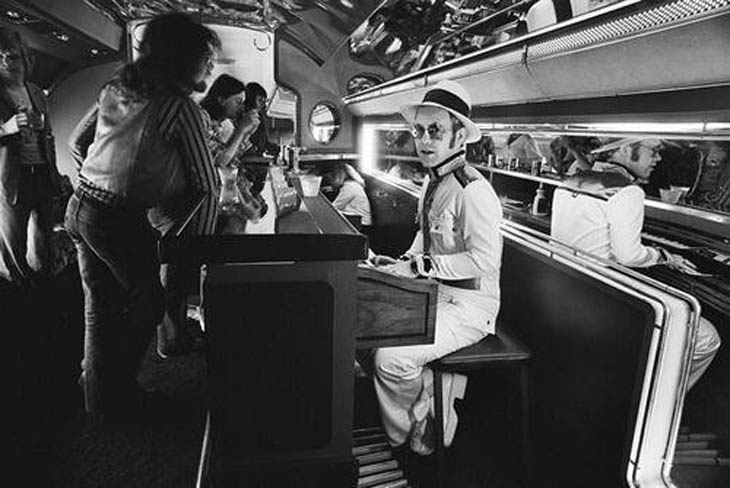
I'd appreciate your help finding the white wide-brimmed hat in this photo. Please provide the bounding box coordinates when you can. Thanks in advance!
[400,80,482,143]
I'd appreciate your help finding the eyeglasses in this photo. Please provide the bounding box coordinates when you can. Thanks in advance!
[410,123,447,141]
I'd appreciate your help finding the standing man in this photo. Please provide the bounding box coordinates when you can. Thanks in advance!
[66,13,220,423]
[0,28,60,288]
[371,81,503,454]
[551,138,721,390]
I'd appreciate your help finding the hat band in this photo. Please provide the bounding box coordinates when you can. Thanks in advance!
[423,89,470,118]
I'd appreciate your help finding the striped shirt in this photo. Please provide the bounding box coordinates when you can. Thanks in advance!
[70,90,218,235]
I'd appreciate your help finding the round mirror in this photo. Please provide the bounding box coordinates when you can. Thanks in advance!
[309,102,340,144]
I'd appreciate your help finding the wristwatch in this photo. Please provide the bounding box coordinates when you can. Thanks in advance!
[410,254,433,277]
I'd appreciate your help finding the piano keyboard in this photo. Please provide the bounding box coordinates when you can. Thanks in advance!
[643,232,730,270]
[642,232,691,250]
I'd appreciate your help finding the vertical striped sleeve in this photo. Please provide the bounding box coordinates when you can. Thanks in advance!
[161,97,219,235]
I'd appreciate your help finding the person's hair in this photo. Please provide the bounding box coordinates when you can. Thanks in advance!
[244,82,267,110]
[449,114,464,148]
[0,27,33,79]
[200,74,246,121]
[117,13,220,97]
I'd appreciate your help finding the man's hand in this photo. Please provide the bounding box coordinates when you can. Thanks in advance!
[236,109,260,134]
[664,251,700,274]
[369,254,398,267]
[408,253,434,278]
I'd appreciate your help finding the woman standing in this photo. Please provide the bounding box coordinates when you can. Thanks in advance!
[66,13,220,423]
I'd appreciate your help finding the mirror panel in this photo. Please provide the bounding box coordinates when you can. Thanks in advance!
[347,0,633,79]
[361,123,730,215]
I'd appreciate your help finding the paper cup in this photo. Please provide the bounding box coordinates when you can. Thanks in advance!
[300,175,322,197]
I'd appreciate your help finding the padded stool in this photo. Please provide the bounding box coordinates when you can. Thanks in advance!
[431,329,531,488]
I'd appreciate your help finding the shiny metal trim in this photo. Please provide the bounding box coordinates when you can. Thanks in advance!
[502,222,700,487]
[367,169,421,198]
[343,0,644,105]
[528,0,730,60]
[483,167,730,237]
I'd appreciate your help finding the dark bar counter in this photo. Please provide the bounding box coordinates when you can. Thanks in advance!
[161,168,367,487]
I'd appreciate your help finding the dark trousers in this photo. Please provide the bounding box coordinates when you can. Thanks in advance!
[0,165,52,286]
[64,192,164,414]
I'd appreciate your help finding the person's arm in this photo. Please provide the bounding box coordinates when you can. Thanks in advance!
[332,183,357,212]
[344,163,366,186]
[213,109,260,167]
[160,97,218,235]
[606,186,662,267]
[429,180,502,279]
[68,104,98,169]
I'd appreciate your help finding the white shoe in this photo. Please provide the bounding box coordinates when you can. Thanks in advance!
[443,374,467,447]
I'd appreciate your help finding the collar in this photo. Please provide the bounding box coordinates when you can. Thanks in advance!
[427,150,466,179]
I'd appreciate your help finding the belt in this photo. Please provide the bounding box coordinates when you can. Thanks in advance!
[75,186,145,213]
[436,277,480,290]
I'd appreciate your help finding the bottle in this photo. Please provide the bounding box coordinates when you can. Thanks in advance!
[531,184,548,216]
[218,166,242,215]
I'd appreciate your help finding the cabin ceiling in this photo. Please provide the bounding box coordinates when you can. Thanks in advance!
[85,0,384,65]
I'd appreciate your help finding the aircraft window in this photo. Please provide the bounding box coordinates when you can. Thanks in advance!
[309,102,340,145]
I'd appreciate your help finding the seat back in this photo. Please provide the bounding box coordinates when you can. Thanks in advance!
[499,228,695,487]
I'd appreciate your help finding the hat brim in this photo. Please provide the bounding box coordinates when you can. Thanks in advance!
[401,102,482,144]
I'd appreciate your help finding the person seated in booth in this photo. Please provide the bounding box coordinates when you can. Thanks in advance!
[370,81,503,455]
[327,162,372,230]
[550,138,721,391]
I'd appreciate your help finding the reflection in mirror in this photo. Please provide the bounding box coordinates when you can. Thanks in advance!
[474,131,730,214]
[347,0,628,79]
[266,85,298,147]
[309,103,340,144]
[347,74,384,95]
[362,127,426,186]
[363,123,730,214]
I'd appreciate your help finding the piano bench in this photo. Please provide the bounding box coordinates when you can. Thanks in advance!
[431,329,531,488]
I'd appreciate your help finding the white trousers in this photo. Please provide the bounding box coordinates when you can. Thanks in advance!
[687,316,721,391]
[374,287,495,447]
